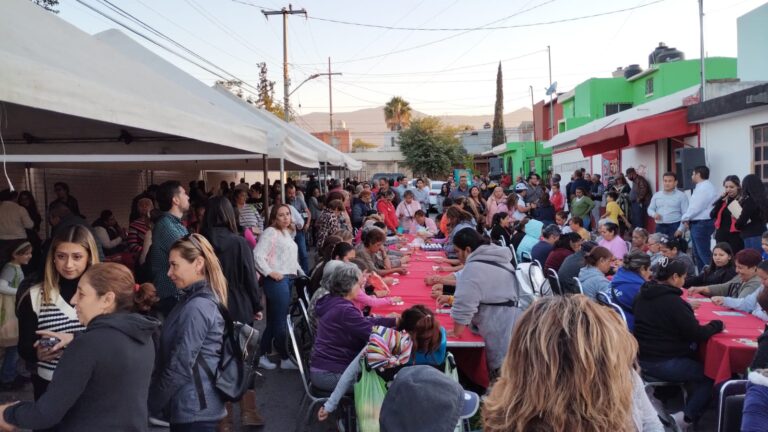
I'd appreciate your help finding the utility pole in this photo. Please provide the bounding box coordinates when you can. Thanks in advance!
[698,0,706,102]
[262,4,307,121]
[547,45,553,135]
[529,85,536,144]
[263,4,306,200]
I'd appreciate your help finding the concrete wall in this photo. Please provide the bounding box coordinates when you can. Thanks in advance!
[701,107,768,187]
[738,3,768,82]
[552,148,591,181]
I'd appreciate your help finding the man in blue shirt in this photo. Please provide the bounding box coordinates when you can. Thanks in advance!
[150,180,190,317]
[647,172,689,239]
[678,166,720,271]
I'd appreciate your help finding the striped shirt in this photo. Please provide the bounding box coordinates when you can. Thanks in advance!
[238,204,264,231]
[127,218,151,255]
[29,285,86,380]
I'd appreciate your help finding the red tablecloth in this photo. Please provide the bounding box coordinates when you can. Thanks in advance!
[686,290,764,384]
[372,244,490,387]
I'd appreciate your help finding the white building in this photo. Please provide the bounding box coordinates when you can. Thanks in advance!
[689,3,768,184]
[459,124,534,155]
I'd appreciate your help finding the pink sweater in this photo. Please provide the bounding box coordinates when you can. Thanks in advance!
[353,290,392,310]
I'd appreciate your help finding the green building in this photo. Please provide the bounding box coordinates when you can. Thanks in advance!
[558,57,737,133]
[499,141,552,179]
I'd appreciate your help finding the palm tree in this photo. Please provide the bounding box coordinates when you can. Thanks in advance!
[384,96,412,131]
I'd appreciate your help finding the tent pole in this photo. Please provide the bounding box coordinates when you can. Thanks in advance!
[42,168,49,238]
[280,157,285,202]
[262,155,269,218]
[324,162,328,191]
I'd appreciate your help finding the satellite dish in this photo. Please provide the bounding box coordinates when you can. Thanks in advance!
[545,81,558,96]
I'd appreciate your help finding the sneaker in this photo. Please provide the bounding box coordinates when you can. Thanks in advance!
[259,357,277,370]
[148,416,170,427]
[670,411,691,432]
[280,358,299,370]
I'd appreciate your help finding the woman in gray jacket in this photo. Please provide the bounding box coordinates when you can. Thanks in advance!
[149,233,228,432]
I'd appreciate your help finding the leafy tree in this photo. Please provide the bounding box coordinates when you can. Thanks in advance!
[384,96,412,131]
[399,117,466,178]
[492,62,505,145]
[32,0,58,13]
[216,62,289,120]
[351,139,377,152]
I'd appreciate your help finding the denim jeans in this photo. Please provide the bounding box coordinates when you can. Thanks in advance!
[170,421,219,432]
[631,202,647,229]
[655,223,679,239]
[582,215,592,231]
[639,357,714,421]
[743,236,762,254]
[310,370,344,392]
[0,346,18,383]
[260,276,292,359]
[689,219,715,272]
[295,230,309,275]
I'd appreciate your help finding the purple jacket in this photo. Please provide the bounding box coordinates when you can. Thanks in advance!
[310,295,396,373]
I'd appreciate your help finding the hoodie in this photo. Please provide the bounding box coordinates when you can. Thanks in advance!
[4,313,160,432]
[516,219,543,262]
[610,267,647,330]
[633,281,723,361]
[311,295,396,374]
[452,244,523,370]
[578,266,611,300]
[742,370,768,431]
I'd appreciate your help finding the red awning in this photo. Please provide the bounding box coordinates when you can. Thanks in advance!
[577,108,698,157]
[625,108,698,146]
[577,124,627,157]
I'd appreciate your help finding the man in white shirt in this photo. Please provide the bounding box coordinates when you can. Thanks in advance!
[647,172,689,239]
[677,166,719,271]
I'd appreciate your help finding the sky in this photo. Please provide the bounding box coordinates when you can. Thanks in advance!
[58,0,766,121]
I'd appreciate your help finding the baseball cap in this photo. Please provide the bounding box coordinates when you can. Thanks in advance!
[514,182,527,192]
[379,365,480,432]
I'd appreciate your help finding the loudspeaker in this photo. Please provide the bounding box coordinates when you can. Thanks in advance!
[675,147,706,190]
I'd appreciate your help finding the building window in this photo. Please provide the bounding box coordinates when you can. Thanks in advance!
[604,103,633,116]
[645,78,654,96]
[753,124,768,183]
[390,137,395,147]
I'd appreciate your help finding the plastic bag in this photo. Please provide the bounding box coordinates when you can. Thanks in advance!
[355,358,388,432]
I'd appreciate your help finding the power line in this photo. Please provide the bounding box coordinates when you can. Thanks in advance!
[78,0,263,94]
[307,0,664,31]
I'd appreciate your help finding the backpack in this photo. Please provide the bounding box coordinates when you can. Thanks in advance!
[193,301,261,408]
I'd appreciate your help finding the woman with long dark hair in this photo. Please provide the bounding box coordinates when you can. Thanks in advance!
[711,175,744,253]
[737,174,768,253]
[201,197,264,427]
[684,242,736,288]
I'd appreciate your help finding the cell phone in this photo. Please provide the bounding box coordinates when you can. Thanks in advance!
[39,337,60,349]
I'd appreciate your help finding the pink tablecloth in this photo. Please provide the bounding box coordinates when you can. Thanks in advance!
[372,245,490,387]
[687,290,764,384]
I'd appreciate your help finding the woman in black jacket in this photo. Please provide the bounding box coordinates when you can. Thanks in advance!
[201,196,264,428]
[711,175,744,254]
[0,263,159,431]
[736,174,768,253]
[633,258,725,429]
[684,242,736,288]
[489,212,512,247]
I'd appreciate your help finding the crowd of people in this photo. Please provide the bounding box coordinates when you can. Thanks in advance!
[0,163,765,431]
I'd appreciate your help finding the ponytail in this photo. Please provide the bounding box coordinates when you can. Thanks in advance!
[584,246,612,267]
[81,262,158,313]
[398,305,441,354]
[170,233,229,307]
[654,257,689,281]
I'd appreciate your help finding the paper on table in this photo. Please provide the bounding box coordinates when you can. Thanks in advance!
[713,311,745,317]
[734,338,758,348]
[727,200,743,219]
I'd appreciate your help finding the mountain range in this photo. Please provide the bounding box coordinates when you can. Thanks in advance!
[296,106,533,148]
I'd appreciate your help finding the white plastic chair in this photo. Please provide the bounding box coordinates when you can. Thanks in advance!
[572,277,585,295]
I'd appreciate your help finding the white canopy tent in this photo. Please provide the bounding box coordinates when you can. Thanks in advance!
[0,0,320,171]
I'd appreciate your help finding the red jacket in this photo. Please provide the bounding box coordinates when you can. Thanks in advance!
[377,200,398,232]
